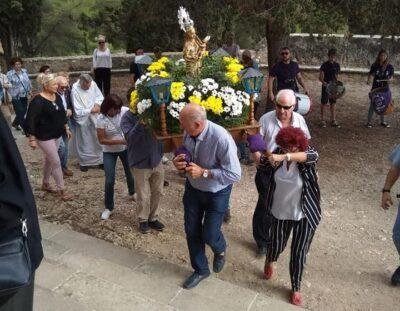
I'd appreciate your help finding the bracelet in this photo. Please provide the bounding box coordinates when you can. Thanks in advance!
[382,189,391,193]
[286,153,291,161]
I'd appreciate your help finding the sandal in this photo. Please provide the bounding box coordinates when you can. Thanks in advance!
[263,262,274,280]
[58,190,74,202]
[290,291,302,306]
[41,183,58,194]
[380,122,391,128]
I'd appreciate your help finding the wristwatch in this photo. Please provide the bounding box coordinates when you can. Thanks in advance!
[382,189,391,193]
[202,169,209,179]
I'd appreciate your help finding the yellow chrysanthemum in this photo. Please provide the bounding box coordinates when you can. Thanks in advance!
[225,72,240,84]
[204,51,209,57]
[226,62,244,73]
[223,56,239,64]
[129,90,138,113]
[189,95,202,105]
[158,56,169,64]
[171,82,186,101]
[158,71,170,78]
[205,96,223,115]
[148,61,165,72]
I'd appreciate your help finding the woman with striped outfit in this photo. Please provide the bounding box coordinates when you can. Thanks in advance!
[248,126,320,306]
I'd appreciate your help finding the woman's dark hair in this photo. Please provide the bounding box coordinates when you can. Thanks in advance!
[39,65,50,73]
[100,94,124,115]
[10,57,23,66]
[276,126,309,152]
[374,49,389,67]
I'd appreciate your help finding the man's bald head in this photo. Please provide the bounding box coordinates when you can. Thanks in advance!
[56,75,69,93]
[179,103,207,136]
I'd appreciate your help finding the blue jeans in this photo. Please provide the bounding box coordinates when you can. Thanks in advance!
[103,150,135,211]
[393,205,400,259]
[183,182,232,274]
[11,97,28,127]
[367,103,385,124]
[237,141,249,160]
[58,133,69,169]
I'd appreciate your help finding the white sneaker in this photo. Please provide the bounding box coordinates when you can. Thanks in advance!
[101,209,112,220]
[130,193,138,202]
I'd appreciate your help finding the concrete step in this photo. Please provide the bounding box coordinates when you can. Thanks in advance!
[35,220,304,311]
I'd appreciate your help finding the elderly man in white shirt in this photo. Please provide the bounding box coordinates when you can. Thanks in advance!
[252,89,311,256]
[71,74,104,172]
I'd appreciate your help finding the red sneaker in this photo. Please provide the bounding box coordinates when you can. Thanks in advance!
[263,263,273,279]
[290,291,302,306]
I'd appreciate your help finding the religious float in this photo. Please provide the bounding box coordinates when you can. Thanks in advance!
[129,7,263,152]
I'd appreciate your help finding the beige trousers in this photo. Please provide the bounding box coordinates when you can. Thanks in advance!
[131,162,164,222]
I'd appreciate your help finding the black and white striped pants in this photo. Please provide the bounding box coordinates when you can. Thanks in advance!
[266,216,315,292]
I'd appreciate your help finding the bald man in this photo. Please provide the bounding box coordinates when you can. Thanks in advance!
[173,104,241,289]
[253,89,311,255]
[56,75,73,177]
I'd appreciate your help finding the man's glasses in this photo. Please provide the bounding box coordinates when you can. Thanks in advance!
[276,103,293,110]
[281,52,289,56]
[98,41,105,44]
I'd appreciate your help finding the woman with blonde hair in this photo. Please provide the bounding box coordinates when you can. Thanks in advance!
[25,73,73,201]
[92,35,112,95]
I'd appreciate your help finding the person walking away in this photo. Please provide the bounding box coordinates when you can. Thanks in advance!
[0,65,12,127]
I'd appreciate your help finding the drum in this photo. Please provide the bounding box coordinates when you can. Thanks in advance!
[369,87,392,115]
[326,80,345,100]
[294,93,312,115]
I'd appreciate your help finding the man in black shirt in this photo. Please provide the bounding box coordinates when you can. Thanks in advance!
[268,47,309,102]
[319,48,341,128]
[129,48,145,86]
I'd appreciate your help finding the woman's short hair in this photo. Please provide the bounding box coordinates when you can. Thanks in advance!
[328,48,336,56]
[100,94,123,115]
[276,126,309,152]
[10,57,23,66]
[36,73,56,86]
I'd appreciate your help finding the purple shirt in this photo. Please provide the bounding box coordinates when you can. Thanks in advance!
[269,61,300,92]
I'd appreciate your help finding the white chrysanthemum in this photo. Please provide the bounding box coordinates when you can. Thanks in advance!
[201,88,208,94]
[224,107,231,113]
[187,85,194,91]
[211,90,218,96]
[193,90,201,97]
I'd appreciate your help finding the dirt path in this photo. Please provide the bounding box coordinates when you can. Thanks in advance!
[19,74,400,310]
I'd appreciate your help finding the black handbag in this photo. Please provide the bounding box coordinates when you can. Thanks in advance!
[0,219,32,296]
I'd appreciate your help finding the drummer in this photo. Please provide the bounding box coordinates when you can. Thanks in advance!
[366,49,394,128]
[319,48,341,128]
[268,47,310,103]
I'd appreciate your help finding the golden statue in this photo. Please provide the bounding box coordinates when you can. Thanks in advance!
[178,7,210,76]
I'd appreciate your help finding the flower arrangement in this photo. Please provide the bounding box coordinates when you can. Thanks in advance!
[130,54,252,134]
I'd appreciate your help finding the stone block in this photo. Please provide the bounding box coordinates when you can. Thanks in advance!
[170,276,257,311]
[55,272,175,311]
[35,260,77,290]
[42,238,70,262]
[39,221,66,239]
[34,286,91,311]
[249,294,305,311]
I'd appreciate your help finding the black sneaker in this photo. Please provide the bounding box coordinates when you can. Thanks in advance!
[391,266,400,285]
[148,220,165,231]
[139,221,150,234]
[213,252,226,273]
[80,165,89,172]
[381,122,391,128]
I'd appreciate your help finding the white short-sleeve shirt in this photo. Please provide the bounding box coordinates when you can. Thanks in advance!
[96,106,129,153]
[259,111,311,152]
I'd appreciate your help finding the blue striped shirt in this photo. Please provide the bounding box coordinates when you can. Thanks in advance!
[6,69,31,99]
[183,121,241,193]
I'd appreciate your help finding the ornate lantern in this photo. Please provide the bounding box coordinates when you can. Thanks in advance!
[240,68,264,125]
[147,77,172,136]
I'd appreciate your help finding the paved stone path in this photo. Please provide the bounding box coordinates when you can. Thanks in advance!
[34,220,304,311]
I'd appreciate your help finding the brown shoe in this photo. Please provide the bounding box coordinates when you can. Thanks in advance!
[63,168,73,177]
[41,183,58,194]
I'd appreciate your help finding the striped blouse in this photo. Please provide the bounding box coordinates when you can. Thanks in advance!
[258,147,321,230]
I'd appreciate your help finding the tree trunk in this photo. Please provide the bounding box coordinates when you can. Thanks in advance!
[265,18,288,70]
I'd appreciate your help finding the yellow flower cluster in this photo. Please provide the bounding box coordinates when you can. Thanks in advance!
[148,57,170,77]
[129,90,138,113]
[171,82,186,101]
[189,95,223,115]
[223,56,243,85]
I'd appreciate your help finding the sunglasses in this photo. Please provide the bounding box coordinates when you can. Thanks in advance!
[98,41,105,44]
[281,52,289,56]
[276,103,293,110]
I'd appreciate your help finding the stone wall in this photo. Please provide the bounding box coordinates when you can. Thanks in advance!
[256,34,400,69]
